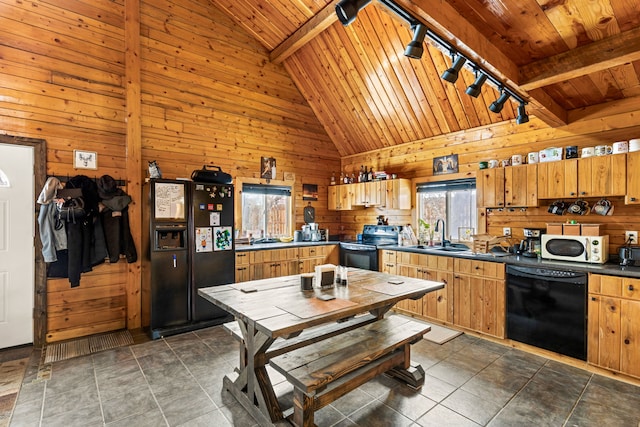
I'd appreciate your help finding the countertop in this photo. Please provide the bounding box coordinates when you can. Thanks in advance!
[235,240,338,251]
[387,244,640,279]
[234,240,640,279]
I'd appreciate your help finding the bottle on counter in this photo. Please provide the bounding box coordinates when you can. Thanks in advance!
[330,172,336,186]
[339,171,344,184]
[368,166,374,181]
[343,171,349,184]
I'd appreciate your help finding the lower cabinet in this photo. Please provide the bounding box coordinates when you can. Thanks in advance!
[588,274,640,378]
[395,252,453,323]
[236,245,338,282]
[452,258,506,339]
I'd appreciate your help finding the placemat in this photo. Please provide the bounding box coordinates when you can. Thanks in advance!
[277,298,358,319]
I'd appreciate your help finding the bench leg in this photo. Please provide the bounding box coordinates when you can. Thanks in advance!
[292,388,315,427]
[386,343,425,389]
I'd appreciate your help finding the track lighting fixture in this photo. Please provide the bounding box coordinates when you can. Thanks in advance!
[516,101,529,124]
[404,23,427,59]
[335,0,372,26]
[336,0,530,124]
[489,88,511,113]
[465,71,487,97]
[441,53,466,83]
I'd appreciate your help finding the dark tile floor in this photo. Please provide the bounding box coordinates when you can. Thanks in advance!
[6,318,640,426]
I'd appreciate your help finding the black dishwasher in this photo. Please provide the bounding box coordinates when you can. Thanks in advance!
[506,265,587,360]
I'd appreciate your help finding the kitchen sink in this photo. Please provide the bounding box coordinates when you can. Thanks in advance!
[430,246,470,252]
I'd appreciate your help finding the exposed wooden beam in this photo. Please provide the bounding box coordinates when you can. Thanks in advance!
[392,0,566,126]
[519,27,640,91]
[270,0,341,64]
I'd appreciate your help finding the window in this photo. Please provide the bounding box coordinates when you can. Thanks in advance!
[416,179,476,242]
[241,183,292,238]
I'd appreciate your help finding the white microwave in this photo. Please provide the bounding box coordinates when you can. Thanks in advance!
[541,234,609,264]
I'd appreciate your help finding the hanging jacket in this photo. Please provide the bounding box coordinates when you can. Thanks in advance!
[37,177,67,263]
[98,175,137,263]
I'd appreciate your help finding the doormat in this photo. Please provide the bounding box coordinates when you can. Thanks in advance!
[43,330,133,364]
[424,324,463,345]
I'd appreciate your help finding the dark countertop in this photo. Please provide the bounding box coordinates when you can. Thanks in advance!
[386,245,640,279]
[236,241,339,252]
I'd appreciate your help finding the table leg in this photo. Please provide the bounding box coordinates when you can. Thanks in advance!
[223,319,283,423]
[386,343,425,389]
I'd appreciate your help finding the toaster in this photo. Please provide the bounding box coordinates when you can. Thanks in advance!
[619,245,640,266]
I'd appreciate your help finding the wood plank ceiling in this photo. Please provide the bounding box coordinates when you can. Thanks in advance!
[209,0,640,156]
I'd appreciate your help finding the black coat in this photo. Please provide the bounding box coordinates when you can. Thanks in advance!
[101,200,137,263]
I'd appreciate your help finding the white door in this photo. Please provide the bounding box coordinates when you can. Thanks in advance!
[0,143,35,348]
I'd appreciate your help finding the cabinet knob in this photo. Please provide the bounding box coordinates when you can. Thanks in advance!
[475,266,480,270]
[581,192,586,195]
[632,197,637,202]
[570,192,576,196]
[629,285,635,291]
[442,279,448,285]
[437,296,443,302]
[625,339,631,345]
[591,297,597,301]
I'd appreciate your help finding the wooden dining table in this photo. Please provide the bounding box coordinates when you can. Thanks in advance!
[198,267,444,425]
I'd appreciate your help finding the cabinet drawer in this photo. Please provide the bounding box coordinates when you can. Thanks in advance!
[235,252,250,265]
[590,274,640,300]
[454,258,504,279]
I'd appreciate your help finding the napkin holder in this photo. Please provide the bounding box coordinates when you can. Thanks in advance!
[315,264,335,289]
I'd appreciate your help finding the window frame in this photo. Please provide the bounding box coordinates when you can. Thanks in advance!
[412,173,481,242]
[235,176,295,238]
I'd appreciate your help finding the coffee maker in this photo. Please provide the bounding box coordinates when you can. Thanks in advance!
[521,227,544,258]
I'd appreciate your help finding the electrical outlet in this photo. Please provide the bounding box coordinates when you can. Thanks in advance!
[503,227,511,236]
[626,231,638,244]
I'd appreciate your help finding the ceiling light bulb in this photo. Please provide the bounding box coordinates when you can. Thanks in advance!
[489,91,511,113]
[335,0,372,26]
[404,24,427,59]
[441,55,466,83]
[516,102,529,124]
[465,72,487,97]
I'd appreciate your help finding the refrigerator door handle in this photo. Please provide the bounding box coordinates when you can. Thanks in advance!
[173,254,177,268]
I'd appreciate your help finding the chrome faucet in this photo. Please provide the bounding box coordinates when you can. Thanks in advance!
[434,218,448,247]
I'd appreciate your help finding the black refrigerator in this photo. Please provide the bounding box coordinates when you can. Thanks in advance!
[189,181,235,322]
[147,179,233,339]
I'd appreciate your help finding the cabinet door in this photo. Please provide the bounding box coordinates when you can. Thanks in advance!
[538,160,578,199]
[453,274,472,329]
[423,271,452,323]
[620,299,640,378]
[328,185,352,210]
[597,296,622,371]
[235,265,250,283]
[478,168,505,208]
[482,279,506,338]
[626,152,640,204]
[236,252,249,266]
[505,164,538,207]
[382,179,411,209]
[578,155,626,197]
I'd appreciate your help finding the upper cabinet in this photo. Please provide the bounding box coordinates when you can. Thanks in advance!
[478,164,537,208]
[328,184,352,211]
[538,155,626,199]
[328,179,410,211]
[626,152,640,205]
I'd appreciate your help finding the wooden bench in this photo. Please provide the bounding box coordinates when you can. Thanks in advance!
[268,316,430,427]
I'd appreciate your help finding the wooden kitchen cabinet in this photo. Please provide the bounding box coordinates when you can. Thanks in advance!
[328,185,352,211]
[577,154,626,198]
[380,179,411,210]
[243,245,337,280]
[537,159,578,199]
[235,252,250,282]
[380,249,397,274]
[588,274,640,378]
[352,181,381,206]
[329,179,409,210]
[626,151,640,204]
[478,164,537,208]
[452,258,505,338]
[395,253,453,322]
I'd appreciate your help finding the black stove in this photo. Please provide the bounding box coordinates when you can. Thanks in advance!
[339,225,400,271]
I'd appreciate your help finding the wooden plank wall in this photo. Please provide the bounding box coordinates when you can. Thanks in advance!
[341,101,640,254]
[1,0,339,341]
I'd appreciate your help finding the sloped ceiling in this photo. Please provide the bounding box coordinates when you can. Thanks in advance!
[210,0,640,156]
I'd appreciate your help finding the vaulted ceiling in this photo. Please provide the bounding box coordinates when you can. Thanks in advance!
[209,0,640,156]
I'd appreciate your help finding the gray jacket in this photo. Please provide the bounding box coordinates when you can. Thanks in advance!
[37,177,67,262]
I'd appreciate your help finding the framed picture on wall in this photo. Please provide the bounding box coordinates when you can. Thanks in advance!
[261,157,276,179]
[433,154,458,175]
[302,184,318,201]
[74,150,98,170]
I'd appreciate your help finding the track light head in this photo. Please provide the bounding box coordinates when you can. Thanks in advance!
[489,90,511,113]
[404,24,427,59]
[465,72,487,97]
[335,0,372,26]
[516,102,529,124]
[441,54,467,83]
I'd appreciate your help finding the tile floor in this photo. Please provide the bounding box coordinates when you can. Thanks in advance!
[4,318,640,427]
